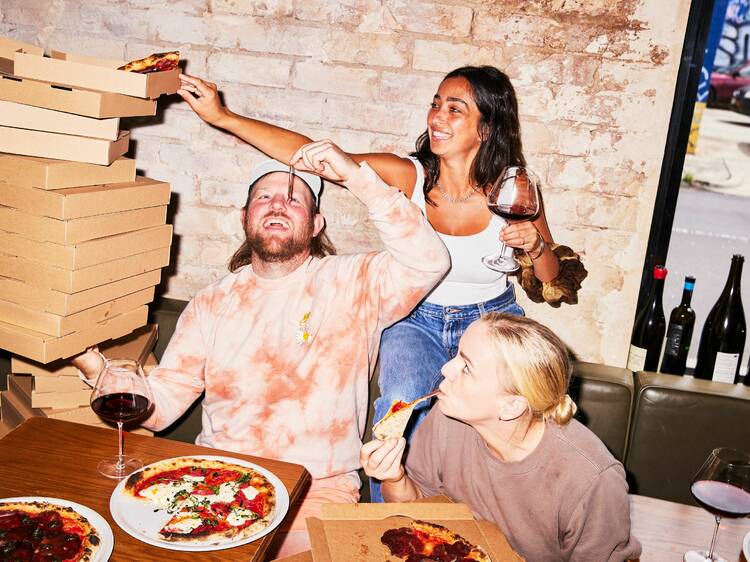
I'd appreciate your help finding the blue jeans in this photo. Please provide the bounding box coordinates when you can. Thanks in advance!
[369,284,524,502]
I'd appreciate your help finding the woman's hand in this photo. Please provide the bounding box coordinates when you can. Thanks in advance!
[290,139,360,184]
[177,74,231,127]
[360,438,407,483]
[501,222,543,254]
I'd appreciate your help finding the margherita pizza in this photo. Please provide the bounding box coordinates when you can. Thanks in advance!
[381,520,491,562]
[0,500,101,562]
[123,457,276,543]
[117,51,180,74]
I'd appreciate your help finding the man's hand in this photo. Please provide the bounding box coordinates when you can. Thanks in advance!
[70,347,105,385]
[290,140,359,184]
[177,74,230,127]
[360,437,407,483]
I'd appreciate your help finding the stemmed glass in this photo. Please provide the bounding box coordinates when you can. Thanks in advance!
[482,166,541,273]
[90,358,153,479]
[684,447,750,562]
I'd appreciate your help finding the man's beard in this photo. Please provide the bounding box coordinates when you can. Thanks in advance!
[245,213,314,263]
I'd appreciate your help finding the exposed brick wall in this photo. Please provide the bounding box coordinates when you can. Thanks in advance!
[0,0,691,365]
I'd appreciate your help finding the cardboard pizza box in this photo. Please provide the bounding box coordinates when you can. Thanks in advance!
[0,204,166,244]
[0,288,154,337]
[0,270,161,316]
[0,246,170,294]
[0,99,120,140]
[13,50,180,99]
[0,305,148,363]
[0,37,43,75]
[0,74,157,119]
[0,154,136,190]
[271,551,313,562]
[0,126,129,165]
[31,375,90,394]
[0,225,172,270]
[0,246,169,293]
[0,417,12,439]
[0,177,170,220]
[306,503,525,562]
[9,370,92,409]
[1,386,152,435]
[12,323,158,377]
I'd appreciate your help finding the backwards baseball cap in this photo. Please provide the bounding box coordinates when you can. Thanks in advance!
[247,159,322,206]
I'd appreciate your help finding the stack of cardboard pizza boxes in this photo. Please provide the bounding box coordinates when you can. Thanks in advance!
[0,36,180,434]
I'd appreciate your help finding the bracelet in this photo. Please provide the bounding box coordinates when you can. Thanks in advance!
[526,232,546,260]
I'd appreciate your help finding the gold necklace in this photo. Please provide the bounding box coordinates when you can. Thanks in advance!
[435,181,481,204]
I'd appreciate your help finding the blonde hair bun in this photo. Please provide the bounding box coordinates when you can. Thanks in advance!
[547,394,577,425]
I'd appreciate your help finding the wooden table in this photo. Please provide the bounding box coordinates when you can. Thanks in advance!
[0,418,311,562]
[631,494,750,561]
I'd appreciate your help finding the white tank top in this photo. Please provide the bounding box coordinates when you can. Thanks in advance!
[407,157,508,306]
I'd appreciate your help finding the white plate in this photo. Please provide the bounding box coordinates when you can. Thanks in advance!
[743,529,750,561]
[109,455,290,551]
[0,496,114,562]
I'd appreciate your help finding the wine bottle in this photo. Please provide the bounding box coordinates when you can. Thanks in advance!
[694,255,746,384]
[627,265,667,372]
[660,276,696,376]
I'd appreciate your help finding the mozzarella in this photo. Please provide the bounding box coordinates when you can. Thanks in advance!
[240,486,259,501]
[227,507,256,527]
[183,475,205,482]
[163,513,204,534]
[200,482,238,505]
[139,481,189,508]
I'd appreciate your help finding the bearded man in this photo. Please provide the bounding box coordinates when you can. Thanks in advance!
[74,141,449,556]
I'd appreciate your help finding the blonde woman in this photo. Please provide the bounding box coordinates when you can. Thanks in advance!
[360,313,641,562]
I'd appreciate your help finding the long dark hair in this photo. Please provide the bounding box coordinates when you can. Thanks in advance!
[228,183,336,272]
[412,66,526,206]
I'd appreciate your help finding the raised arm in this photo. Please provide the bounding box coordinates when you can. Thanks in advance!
[177,74,417,192]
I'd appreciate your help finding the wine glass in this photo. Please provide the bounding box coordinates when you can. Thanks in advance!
[684,447,750,562]
[482,166,541,272]
[90,358,153,479]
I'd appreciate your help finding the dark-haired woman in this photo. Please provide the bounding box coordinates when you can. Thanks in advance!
[178,65,569,502]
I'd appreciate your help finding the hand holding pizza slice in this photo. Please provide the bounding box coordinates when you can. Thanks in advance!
[118,51,180,74]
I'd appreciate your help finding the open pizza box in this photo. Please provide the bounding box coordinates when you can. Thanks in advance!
[11,323,159,377]
[13,50,180,99]
[0,74,156,119]
[304,501,525,562]
[0,126,130,165]
[0,154,136,190]
[0,269,162,317]
[0,99,120,140]
[0,177,171,220]
[0,36,43,75]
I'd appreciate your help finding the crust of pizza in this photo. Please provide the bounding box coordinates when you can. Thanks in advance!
[372,399,420,440]
[124,457,276,544]
[117,51,180,73]
[0,501,101,562]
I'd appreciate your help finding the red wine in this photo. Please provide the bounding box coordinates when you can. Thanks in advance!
[91,392,150,423]
[691,480,750,518]
[660,276,696,375]
[627,265,667,372]
[695,255,746,384]
[488,203,537,221]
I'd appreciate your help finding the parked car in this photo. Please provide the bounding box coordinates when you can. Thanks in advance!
[710,61,750,105]
[730,84,750,116]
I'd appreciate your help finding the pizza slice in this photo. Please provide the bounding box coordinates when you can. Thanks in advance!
[124,457,276,543]
[372,392,437,440]
[118,51,180,74]
[0,500,101,562]
[381,519,491,562]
